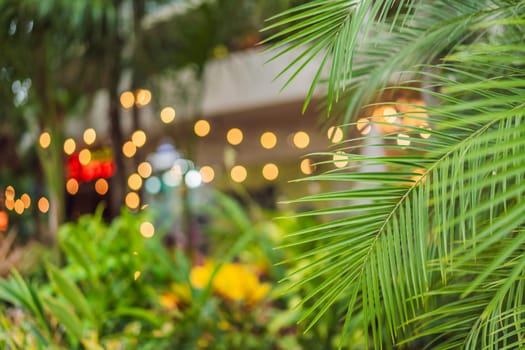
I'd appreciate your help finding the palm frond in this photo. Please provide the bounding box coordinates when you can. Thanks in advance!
[272,1,525,347]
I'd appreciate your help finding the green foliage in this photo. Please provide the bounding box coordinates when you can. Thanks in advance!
[268,0,525,349]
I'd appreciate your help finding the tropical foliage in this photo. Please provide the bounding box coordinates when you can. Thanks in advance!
[267,0,525,348]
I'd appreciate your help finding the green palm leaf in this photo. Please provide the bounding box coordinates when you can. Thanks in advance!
[269,0,525,348]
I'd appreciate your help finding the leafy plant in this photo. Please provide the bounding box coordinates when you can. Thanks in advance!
[267,0,525,349]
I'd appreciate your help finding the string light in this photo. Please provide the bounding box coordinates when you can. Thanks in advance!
[226,128,243,145]
[78,149,92,165]
[397,134,411,147]
[120,91,135,108]
[140,221,155,238]
[83,128,96,145]
[131,130,147,148]
[135,89,152,107]
[262,163,279,181]
[293,131,310,149]
[63,138,76,155]
[95,178,109,195]
[125,192,140,209]
[200,166,215,183]
[137,162,153,178]
[20,193,30,208]
[38,197,49,213]
[122,141,137,158]
[356,118,371,135]
[333,151,348,168]
[230,165,247,183]
[39,132,51,149]
[14,199,24,214]
[194,120,211,137]
[260,131,277,149]
[300,158,315,175]
[66,178,79,195]
[327,126,343,143]
[160,107,176,124]
[128,173,143,191]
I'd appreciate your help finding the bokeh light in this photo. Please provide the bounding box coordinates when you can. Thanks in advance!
[357,118,371,135]
[131,130,147,148]
[95,178,109,195]
[83,128,96,145]
[230,165,247,183]
[140,221,155,238]
[120,91,135,109]
[20,193,30,208]
[194,120,211,137]
[78,149,92,165]
[200,166,215,183]
[5,186,15,200]
[135,89,152,107]
[226,128,243,145]
[383,106,398,123]
[262,163,279,181]
[66,178,79,195]
[397,134,411,147]
[293,131,310,149]
[185,170,202,188]
[260,131,277,149]
[145,177,161,194]
[38,197,49,213]
[63,138,76,155]
[14,199,24,214]
[125,192,140,209]
[137,162,153,178]
[333,151,348,168]
[160,107,176,124]
[39,131,51,149]
[300,158,316,175]
[122,141,137,158]
[134,271,141,280]
[327,126,343,143]
[128,173,143,191]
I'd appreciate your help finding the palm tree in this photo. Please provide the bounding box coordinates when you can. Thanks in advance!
[267,0,525,348]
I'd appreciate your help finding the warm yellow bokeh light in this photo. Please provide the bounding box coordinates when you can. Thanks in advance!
[137,162,153,178]
[14,199,24,215]
[128,173,143,191]
[5,198,14,211]
[120,91,135,109]
[140,221,155,238]
[160,107,176,124]
[83,128,96,145]
[39,132,51,149]
[131,130,147,148]
[194,120,211,137]
[125,192,140,210]
[5,186,15,200]
[226,128,243,145]
[66,178,79,195]
[262,163,279,181]
[300,158,316,175]
[357,118,372,135]
[383,106,398,123]
[230,165,247,183]
[420,127,432,139]
[38,197,49,213]
[122,141,137,158]
[135,89,152,107]
[78,149,92,165]
[200,166,215,183]
[95,178,109,195]
[333,151,348,168]
[327,126,343,143]
[293,131,310,149]
[397,134,411,147]
[260,131,277,149]
[20,193,30,209]
[63,138,76,155]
